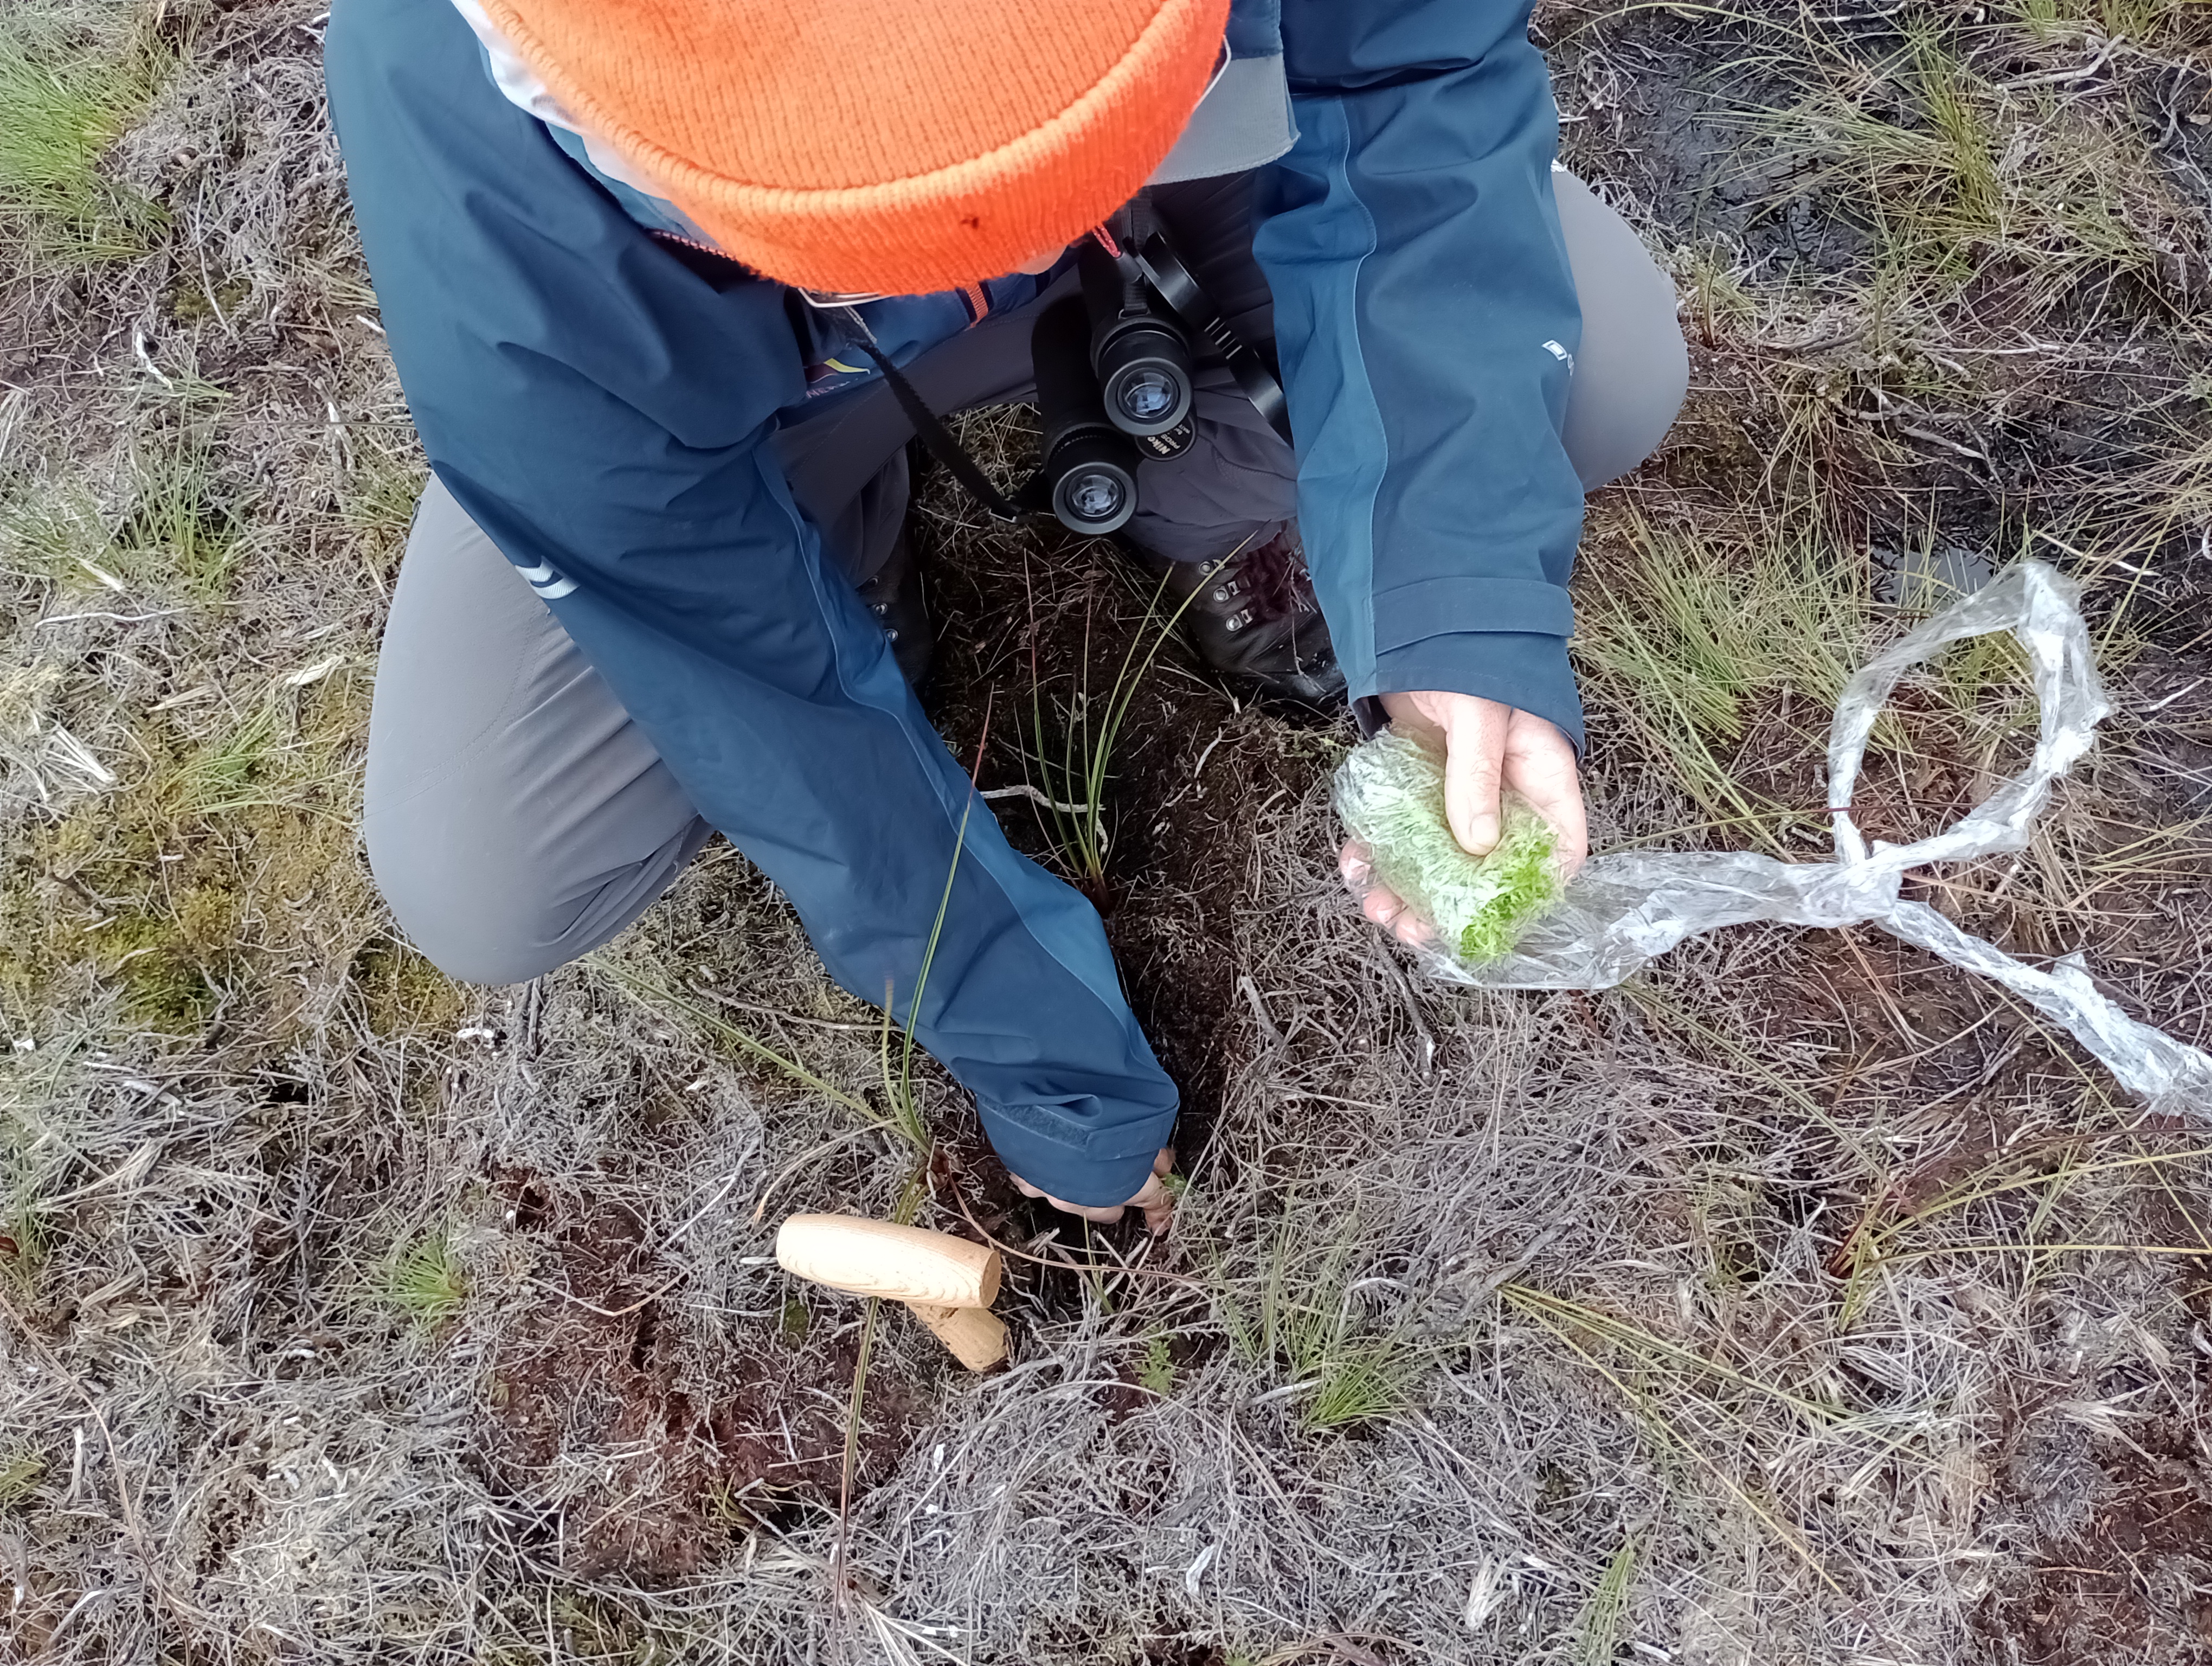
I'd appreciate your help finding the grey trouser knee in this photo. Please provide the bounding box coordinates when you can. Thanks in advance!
[1553,172,1690,491]
[362,478,714,984]
[365,173,1687,985]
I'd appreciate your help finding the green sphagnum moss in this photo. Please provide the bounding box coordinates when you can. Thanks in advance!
[1333,729,1563,965]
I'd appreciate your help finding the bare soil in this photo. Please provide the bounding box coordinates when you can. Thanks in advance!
[917,469,1345,1150]
[9,1,2212,1661]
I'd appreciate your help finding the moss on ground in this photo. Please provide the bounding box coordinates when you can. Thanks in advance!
[353,938,466,1039]
[1,673,380,1040]
[166,272,252,325]
[0,1450,44,1510]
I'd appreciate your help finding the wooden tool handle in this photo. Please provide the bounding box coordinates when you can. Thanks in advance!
[907,1302,1008,1371]
[776,1214,1002,1308]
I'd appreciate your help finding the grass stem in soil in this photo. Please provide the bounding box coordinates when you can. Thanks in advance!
[1022,547,1219,898]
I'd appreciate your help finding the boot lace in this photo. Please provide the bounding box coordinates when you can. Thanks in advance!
[1227,528,1313,626]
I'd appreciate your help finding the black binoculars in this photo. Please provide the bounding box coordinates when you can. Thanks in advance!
[869,197,1288,540]
[1028,238,1199,537]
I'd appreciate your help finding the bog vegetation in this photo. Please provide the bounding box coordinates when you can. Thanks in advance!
[3,1,2212,1663]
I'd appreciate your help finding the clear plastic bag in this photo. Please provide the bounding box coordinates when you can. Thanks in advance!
[1339,561,2212,1108]
[1334,732,1564,965]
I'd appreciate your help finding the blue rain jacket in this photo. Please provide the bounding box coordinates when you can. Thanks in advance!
[325,0,1584,1204]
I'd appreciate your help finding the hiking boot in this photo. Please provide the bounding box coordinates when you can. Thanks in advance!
[1126,523,1346,707]
[856,528,933,689]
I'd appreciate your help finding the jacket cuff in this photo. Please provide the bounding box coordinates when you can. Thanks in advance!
[1367,630,1587,757]
[1373,575,1574,648]
[976,1100,1177,1209]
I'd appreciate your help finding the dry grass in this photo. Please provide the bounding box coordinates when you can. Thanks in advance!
[3,0,2212,1662]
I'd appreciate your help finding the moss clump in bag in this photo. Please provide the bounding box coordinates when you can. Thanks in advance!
[1333,729,1563,964]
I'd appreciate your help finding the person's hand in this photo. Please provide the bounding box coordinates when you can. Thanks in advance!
[1009,1148,1175,1232]
[1340,691,1587,947]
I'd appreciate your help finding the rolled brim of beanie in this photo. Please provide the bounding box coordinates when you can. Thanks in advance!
[479,0,1232,296]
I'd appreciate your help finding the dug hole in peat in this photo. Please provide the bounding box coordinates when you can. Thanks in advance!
[5,0,2212,1662]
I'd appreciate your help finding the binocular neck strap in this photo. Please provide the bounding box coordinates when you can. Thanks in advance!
[1132,234,1291,446]
[855,339,1029,523]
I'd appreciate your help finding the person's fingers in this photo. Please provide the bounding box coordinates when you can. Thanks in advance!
[1045,1193,1126,1224]
[1348,835,1443,946]
[1361,886,1406,928]
[1503,713,1590,875]
[1010,1148,1179,1229]
[1439,697,1509,857]
[1347,840,1422,935]
[1144,1150,1176,1231]
[1338,840,1373,891]
[1127,1174,1174,1233]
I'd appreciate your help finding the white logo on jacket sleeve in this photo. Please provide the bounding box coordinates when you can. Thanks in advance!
[1543,339,1575,374]
[514,560,577,601]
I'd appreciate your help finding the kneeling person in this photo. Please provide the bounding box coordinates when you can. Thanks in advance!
[326,0,1688,1220]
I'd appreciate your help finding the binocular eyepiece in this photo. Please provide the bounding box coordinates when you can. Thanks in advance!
[1031,298,1139,536]
[1030,241,1197,536]
[1084,241,1194,439]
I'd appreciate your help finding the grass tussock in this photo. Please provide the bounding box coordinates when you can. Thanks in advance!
[1702,6,2212,323]
[1573,502,1881,849]
[1,0,2210,1661]
[381,1228,468,1326]
[2008,0,2212,49]
[1020,562,1207,896]
[1212,1201,1423,1432]
[0,8,172,262]
[115,427,251,603]
[2,425,252,605]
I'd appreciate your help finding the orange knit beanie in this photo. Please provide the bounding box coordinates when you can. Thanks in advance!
[477,0,1233,296]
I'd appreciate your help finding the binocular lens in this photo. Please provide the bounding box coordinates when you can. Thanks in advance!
[1116,368,1179,425]
[1068,471,1126,522]
[1050,451,1136,534]
[1033,297,1141,535]
[1097,329,1193,439]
